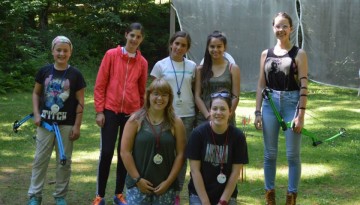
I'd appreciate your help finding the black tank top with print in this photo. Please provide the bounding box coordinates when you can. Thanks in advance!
[264,46,300,91]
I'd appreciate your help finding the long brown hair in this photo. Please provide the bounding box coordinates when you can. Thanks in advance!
[201,31,227,87]
[133,78,176,127]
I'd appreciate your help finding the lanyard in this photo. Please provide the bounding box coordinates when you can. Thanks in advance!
[170,57,185,98]
[46,65,69,94]
[146,115,163,152]
[210,122,228,173]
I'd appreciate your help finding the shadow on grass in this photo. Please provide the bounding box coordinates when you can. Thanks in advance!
[1,82,359,204]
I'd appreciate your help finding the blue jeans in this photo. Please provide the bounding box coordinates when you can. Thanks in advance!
[262,90,301,193]
[189,194,237,205]
[177,116,195,191]
[126,187,175,205]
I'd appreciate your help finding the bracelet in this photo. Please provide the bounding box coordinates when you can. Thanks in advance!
[134,177,141,184]
[254,110,262,116]
[218,199,228,205]
[297,107,306,110]
[128,176,142,189]
[135,177,141,183]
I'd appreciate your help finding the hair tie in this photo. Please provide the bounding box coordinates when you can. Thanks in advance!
[52,36,73,50]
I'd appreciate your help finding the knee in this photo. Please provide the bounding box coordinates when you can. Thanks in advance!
[100,149,114,160]
[287,154,300,165]
[264,152,277,161]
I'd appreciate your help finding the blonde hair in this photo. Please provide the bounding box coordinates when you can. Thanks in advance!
[133,78,176,127]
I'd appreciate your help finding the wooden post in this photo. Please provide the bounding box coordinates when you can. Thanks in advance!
[170,3,175,38]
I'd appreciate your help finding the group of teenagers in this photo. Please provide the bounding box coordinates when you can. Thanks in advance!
[26,11,308,205]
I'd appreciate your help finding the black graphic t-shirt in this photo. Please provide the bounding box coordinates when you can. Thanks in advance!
[35,64,86,125]
[264,46,300,91]
[186,122,249,204]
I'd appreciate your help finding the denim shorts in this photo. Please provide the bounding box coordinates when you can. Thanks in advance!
[126,187,176,205]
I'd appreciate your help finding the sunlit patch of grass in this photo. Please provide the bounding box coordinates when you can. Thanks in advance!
[1,80,359,204]
[301,163,334,178]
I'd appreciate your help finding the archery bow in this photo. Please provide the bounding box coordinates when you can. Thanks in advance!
[13,113,67,165]
[262,88,346,146]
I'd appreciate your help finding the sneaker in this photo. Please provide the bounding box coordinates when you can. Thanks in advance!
[93,196,105,205]
[174,195,180,205]
[113,194,127,205]
[55,197,67,205]
[27,196,42,205]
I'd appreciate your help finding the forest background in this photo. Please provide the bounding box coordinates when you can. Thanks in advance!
[1,1,359,204]
[0,0,171,94]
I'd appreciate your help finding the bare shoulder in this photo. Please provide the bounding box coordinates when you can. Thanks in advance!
[296,48,308,62]
[231,63,240,70]
[261,49,268,57]
[174,116,184,126]
[297,48,308,56]
[127,114,141,127]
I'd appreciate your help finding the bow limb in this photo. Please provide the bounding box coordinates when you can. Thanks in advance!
[286,122,322,146]
[286,122,346,146]
[264,89,288,131]
[323,128,346,142]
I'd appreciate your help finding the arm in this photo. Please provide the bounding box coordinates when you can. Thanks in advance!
[138,60,148,107]
[154,117,186,195]
[293,49,309,133]
[149,62,160,82]
[70,88,85,141]
[230,64,241,118]
[218,164,242,204]
[94,53,111,127]
[120,117,154,194]
[254,50,268,130]
[32,83,43,126]
[189,160,211,205]
[194,66,210,119]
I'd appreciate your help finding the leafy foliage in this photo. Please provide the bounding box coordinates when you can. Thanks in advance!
[0,0,171,94]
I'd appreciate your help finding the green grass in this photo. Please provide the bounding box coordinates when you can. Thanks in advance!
[1,75,359,204]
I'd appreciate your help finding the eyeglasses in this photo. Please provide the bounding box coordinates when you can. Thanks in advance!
[274,24,290,30]
[152,92,169,98]
[210,92,232,99]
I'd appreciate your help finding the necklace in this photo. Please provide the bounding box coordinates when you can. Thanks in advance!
[46,65,69,114]
[170,57,185,98]
[147,113,164,125]
[210,122,229,184]
[146,114,164,165]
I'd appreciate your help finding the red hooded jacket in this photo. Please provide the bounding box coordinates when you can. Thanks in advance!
[94,46,148,114]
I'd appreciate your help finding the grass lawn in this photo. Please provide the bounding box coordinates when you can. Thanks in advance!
[0,70,359,204]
